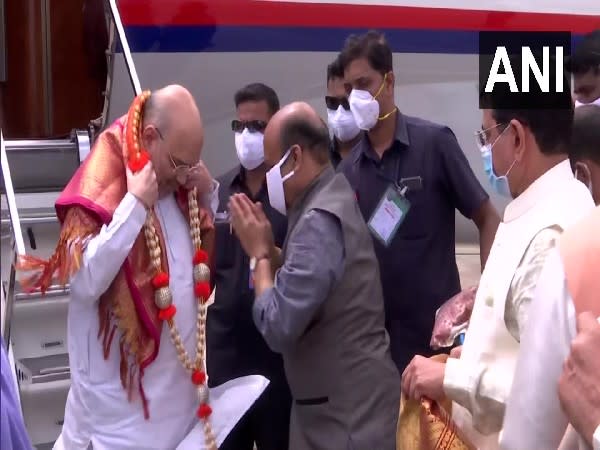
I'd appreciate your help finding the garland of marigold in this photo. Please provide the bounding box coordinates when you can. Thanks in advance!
[127,91,216,450]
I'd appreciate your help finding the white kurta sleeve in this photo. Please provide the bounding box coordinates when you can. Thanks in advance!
[69,192,147,303]
[444,356,507,434]
[499,250,577,450]
[444,227,561,435]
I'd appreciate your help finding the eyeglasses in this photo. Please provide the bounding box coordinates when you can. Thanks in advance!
[156,128,196,181]
[325,96,350,111]
[474,123,508,148]
[231,120,267,133]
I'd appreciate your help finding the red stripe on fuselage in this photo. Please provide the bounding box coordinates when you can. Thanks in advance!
[118,0,599,32]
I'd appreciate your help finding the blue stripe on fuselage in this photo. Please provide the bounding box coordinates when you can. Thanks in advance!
[122,26,479,53]
[120,25,585,54]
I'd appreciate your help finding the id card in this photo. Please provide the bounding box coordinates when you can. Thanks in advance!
[367,186,411,247]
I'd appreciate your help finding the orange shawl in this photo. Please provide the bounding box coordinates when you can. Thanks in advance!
[18,115,215,418]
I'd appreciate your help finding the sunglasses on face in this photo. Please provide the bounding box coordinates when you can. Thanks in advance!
[231,120,267,133]
[325,96,350,111]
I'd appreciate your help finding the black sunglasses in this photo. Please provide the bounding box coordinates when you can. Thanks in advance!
[231,120,267,133]
[325,96,350,111]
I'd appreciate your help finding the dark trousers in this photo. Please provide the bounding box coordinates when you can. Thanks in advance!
[220,378,292,450]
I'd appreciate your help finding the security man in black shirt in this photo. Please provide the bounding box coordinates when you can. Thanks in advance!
[207,83,291,450]
[337,31,501,373]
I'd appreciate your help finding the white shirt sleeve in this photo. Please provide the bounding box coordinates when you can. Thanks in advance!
[499,249,577,450]
[69,192,147,304]
[594,425,600,450]
[444,227,561,435]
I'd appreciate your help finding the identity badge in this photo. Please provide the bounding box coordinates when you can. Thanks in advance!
[367,186,411,247]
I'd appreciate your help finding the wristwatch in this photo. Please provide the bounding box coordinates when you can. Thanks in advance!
[249,254,270,272]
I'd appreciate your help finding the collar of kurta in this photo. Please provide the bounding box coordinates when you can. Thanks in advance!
[504,159,573,222]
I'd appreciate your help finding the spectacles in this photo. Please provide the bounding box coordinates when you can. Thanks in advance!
[474,123,508,148]
[231,120,267,133]
[156,128,196,180]
[325,96,350,111]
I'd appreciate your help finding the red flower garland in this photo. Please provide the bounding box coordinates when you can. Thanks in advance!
[126,91,216,448]
[197,404,212,419]
[191,370,206,385]
[158,305,177,321]
[151,272,169,289]
[194,282,211,301]
[193,249,209,265]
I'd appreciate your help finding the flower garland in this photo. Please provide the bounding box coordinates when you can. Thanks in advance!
[127,91,216,450]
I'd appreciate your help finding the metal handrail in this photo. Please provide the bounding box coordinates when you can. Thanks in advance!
[108,0,141,96]
[1,130,26,347]
[0,132,26,255]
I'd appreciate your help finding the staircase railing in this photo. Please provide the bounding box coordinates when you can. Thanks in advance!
[0,130,26,346]
[107,0,142,96]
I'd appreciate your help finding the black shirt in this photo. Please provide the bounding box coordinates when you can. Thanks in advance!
[330,139,343,169]
[337,112,488,372]
[206,166,289,387]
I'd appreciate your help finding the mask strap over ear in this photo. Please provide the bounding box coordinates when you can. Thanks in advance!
[373,73,388,100]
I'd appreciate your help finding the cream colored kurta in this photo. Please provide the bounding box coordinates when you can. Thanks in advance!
[443,160,595,449]
[500,249,600,450]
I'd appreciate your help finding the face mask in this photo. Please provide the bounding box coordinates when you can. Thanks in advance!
[235,128,264,170]
[348,75,387,131]
[349,89,380,131]
[575,97,600,108]
[266,149,295,216]
[479,127,516,198]
[327,106,361,143]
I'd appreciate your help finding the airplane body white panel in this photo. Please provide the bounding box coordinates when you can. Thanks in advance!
[109,0,599,243]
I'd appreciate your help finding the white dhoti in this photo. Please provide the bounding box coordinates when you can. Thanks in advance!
[177,375,270,449]
[53,375,269,450]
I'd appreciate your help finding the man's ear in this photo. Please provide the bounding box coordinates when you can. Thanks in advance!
[141,125,159,150]
[291,144,303,171]
[510,119,527,162]
[575,161,592,186]
[386,71,395,92]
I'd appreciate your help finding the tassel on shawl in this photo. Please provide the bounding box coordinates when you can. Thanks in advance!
[17,207,100,293]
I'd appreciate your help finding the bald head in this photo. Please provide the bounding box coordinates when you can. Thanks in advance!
[264,101,331,165]
[144,85,202,134]
[140,85,204,194]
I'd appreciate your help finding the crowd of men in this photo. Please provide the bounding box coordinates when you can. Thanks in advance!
[2,28,600,450]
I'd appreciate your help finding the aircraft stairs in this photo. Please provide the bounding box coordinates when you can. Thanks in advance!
[1,129,92,449]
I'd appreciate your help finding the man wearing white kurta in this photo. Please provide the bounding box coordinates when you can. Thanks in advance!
[19,86,267,450]
[500,206,600,450]
[60,193,207,448]
[401,102,595,449]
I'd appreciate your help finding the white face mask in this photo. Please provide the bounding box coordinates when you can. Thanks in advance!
[327,106,361,143]
[348,89,380,131]
[235,128,265,170]
[266,149,295,216]
[575,97,600,108]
